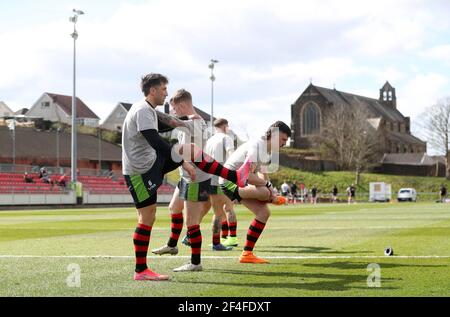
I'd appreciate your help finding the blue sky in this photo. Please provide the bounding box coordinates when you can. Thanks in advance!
[1,0,450,153]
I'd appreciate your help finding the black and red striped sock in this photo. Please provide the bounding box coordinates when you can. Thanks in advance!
[244,219,266,252]
[221,220,229,239]
[193,151,238,183]
[229,222,237,238]
[187,225,202,265]
[133,223,152,273]
[167,212,183,247]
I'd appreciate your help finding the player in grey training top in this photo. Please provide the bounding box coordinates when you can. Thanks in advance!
[122,100,158,175]
[122,73,195,282]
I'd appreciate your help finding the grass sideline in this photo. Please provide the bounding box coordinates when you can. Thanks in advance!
[0,203,449,297]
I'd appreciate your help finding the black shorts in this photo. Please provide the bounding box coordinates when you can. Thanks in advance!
[220,180,242,202]
[124,151,182,208]
[209,184,224,195]
[178,178,211,202]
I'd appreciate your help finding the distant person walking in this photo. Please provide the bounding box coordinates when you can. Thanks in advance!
[332,185,338,203]
[346,184,356,204]
[311,186,318,204]
[290,182,298,203]
[440,185,447,203]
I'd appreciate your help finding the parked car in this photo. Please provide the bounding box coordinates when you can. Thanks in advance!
[397,188,417,202]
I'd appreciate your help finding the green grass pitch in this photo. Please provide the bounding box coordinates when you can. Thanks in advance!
[0,203,449,297]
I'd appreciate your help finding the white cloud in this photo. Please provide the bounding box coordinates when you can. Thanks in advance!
[343,16,426,55]
[373,67,406,84]
[398,73,449,118]
[217,94,295,140]
[420,45,450,66]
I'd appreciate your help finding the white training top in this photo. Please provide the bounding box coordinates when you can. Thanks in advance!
[205,132,235,186]
[219,137,272,185]
[172,118,211,183]
[122,99,158,175]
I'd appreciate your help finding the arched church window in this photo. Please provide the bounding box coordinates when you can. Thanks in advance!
[302,103,321,135]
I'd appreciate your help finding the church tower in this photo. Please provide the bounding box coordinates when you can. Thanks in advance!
[379,81,397,109]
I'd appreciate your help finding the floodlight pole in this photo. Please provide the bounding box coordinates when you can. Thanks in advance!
[56,127,60,169]
[69,9,84,184]
[98,128,102,174]
[12,120,16,172]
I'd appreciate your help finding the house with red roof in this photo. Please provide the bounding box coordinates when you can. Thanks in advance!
[26,93,100,127]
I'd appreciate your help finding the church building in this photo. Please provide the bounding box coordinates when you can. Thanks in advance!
[291,82,426,154]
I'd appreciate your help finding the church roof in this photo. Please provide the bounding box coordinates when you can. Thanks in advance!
[381,153,435,166]
[311,85,405,122]
[386,130,426,146]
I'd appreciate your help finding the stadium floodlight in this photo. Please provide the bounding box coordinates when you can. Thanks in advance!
[208,59,219,135]
[69,8,85,184]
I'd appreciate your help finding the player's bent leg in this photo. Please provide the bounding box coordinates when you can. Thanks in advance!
[238,199,270,264]
[242,199,271,223]
[174,143,251,188]
[238,183,286,205]
[239,185,271,201]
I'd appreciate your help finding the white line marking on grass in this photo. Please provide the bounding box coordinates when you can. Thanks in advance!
[269,226,450,230]
[0,255,449,259]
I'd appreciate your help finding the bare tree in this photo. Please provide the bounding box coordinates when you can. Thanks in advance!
[420,97,450,179]
[315,104,383,185]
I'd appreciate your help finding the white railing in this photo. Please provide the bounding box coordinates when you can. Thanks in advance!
[0,191,76,205]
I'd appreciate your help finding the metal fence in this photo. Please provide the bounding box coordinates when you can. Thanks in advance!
[292,192,445,203]
[0,163,116,177]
